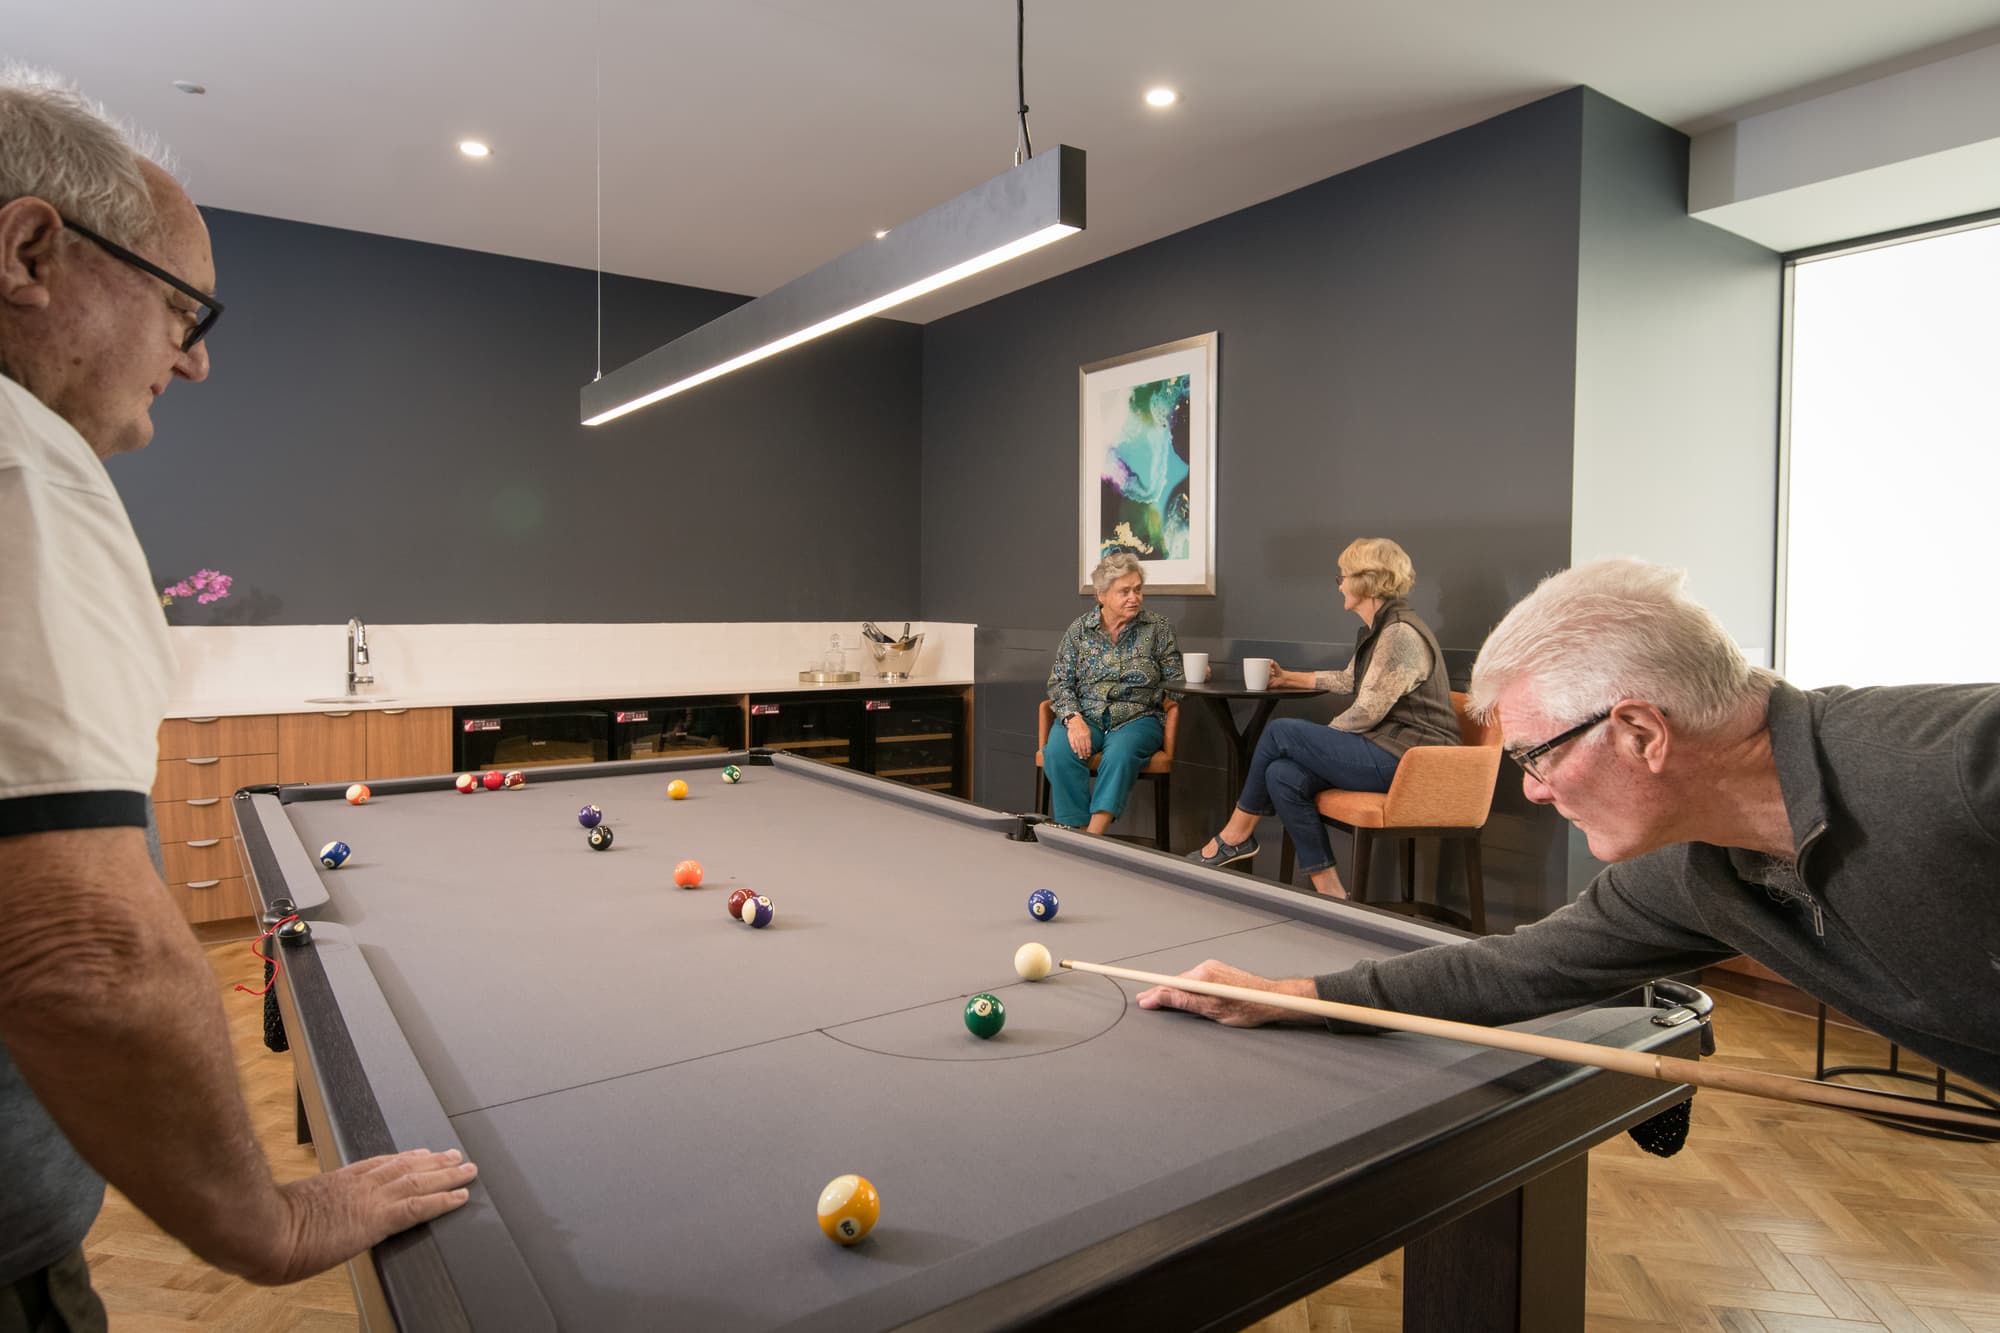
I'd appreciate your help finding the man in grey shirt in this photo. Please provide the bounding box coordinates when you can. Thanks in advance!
[1139,558,2000,1097]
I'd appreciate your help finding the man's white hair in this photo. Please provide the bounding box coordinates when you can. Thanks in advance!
[0,64,171,247]
[1470,557,1773,734]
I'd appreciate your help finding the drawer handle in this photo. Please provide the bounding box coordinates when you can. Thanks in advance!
[187,879,222,890]
[187,716,220,724]
[325,711,353,718]
[382,708,409,716]
[188,838,221,848]
[188,798,221,807]
[188,756,220,766]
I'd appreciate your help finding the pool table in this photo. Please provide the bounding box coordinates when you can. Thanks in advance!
[234,751,1705,1332]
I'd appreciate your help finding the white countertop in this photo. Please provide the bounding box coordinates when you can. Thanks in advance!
[163,621,977,719]
[171,674,975,718]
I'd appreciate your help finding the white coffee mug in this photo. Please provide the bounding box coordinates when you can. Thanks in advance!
[1182,652,1210,684]
[1243,657,1274,691]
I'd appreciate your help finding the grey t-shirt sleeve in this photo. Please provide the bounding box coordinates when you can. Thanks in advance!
[1313,855,1739,1029]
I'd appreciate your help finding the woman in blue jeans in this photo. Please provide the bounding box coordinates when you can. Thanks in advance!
[1189,538,1460,896]
[1043,552,1182,833]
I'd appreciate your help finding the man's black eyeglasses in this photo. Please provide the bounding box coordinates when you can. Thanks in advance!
[64,219,222,351]
[1508,710,1610,783]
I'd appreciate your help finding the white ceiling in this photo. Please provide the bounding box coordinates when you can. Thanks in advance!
[14,2,2000,323]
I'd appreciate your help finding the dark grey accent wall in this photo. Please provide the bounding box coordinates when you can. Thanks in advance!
[116,210,924,624]
[926,89,1783,931]
[923,92,1592,929]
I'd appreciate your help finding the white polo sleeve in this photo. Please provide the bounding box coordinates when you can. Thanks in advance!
[0,376,174,836]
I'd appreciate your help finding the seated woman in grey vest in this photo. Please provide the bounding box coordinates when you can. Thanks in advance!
[1188,537,1461,897]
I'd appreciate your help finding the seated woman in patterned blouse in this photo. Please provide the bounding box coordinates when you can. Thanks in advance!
[1188,537,1461,896]
[1044,552,1183,833]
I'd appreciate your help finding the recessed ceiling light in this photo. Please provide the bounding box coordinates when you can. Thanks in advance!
[458,140,491,159]
[1144,87,1177,108]
[874,229,890,240]
[171,80,206,95]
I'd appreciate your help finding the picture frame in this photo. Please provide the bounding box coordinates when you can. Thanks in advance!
[1077,331,1218,596]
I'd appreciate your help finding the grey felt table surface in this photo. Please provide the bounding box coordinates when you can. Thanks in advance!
[271,758,1651,1331]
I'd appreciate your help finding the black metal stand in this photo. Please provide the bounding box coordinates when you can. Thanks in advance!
[1815,1003,2000,1141]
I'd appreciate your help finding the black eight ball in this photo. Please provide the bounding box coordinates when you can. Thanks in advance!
[587,825,615,851]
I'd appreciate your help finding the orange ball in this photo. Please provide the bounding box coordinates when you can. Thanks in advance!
[673,859,704,888]
[345,783,371,805]
[667,778,690,800]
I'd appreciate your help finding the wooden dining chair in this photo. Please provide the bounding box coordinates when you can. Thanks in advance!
[1277,691,1502,932]
[1033,699,1179,850]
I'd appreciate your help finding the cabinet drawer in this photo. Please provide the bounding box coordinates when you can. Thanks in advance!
[167,875,253,924]
[153,753,277,803]
[154,797,236,843]
[278,712,368,784]
[366,707,453,779]
[157,715,277,761]
[162,838,243,886]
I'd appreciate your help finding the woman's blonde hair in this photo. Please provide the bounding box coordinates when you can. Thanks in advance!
[1339,537,1415,600]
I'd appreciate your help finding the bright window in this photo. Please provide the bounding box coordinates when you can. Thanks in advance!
[1781,218,2000,687]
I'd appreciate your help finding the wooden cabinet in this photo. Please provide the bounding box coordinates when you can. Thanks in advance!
[155,796,236,843]
[151,705,454,931]
[153,753,279,802]
[366,707,452,779]
[279,711,368,784]
[152,716,274,930]
[157,714,277,761]
[277,707,453,784]
[162,837,244,885]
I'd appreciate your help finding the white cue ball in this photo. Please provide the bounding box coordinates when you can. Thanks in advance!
[1014,942,1053,982]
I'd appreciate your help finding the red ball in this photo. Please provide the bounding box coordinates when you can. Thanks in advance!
[481,770,506,791]
[726,887,755,921]
[673,859,704,888]
[455,773,479,794]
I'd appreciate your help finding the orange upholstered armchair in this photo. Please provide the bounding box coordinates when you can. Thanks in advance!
[1277,691,1502,932]
[1033,698,1179,849]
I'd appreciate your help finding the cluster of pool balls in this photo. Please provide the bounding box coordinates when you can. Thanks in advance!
[958,892,1060,1039]
[454,769,527,794]
[575,766,767,918]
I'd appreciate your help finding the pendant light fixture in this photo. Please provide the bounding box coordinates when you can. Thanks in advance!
[581,1,1083,426]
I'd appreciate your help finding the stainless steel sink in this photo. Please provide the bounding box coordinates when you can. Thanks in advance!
[301,696,402,706]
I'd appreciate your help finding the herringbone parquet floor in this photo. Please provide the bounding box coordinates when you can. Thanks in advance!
[81,941,1999,1331]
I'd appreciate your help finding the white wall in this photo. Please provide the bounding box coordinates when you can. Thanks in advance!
[1690,38,2000,252]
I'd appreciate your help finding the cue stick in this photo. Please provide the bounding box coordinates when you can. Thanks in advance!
[1062,959,2000,1139]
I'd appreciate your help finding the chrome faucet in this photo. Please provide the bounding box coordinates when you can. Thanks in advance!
[346,617,374,695]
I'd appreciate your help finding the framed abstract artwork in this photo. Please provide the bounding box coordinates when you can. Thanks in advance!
[1077,331,1218,595]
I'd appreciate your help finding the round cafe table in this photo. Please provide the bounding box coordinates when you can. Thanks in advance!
[1164,679,1328,825]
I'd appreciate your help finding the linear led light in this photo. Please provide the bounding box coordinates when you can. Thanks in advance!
[582,145,1085,426]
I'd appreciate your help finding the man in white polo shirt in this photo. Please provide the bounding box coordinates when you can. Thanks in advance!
[0,67,475,1329]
